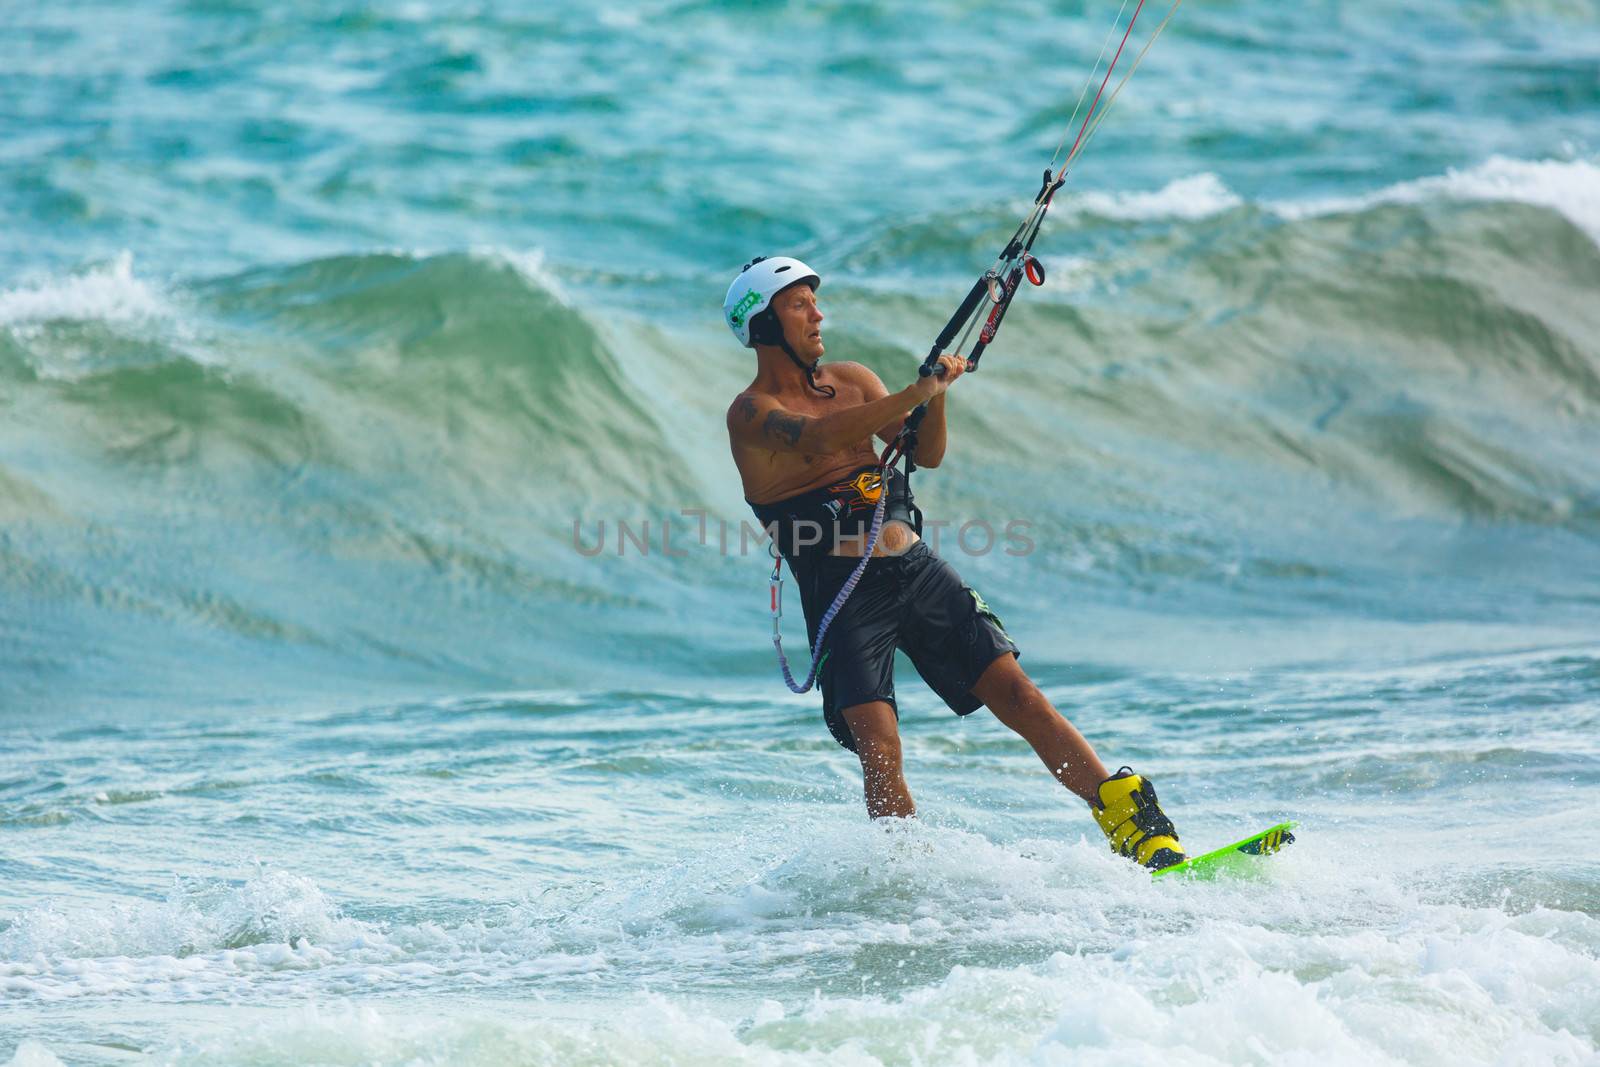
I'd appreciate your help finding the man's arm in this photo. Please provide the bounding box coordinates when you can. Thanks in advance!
[846,357,965,468]
[727,376,944,456]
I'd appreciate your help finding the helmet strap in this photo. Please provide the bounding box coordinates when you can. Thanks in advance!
[781,338,836,399]
[754,308,835,399]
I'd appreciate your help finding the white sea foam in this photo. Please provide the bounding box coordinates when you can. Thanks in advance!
[0,868,388,1000]
[0,251,216,380]
[597,7,644,29]
[4,822,1596,1065]
[0,251,172,330]
[1070,172,1245,220]
[1283,155,1600,243]
[126,904,1600,1065]
[1066,157,1600,244]
[2,1043,66,1067]
[471,245,573,306]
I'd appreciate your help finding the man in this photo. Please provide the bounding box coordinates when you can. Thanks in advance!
[723,256,1186,870]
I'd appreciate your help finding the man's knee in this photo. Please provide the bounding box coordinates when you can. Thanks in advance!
[975,654,1038,710]
[842,701,900,763]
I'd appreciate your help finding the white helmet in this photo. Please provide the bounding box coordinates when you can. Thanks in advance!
[723,256,821,348]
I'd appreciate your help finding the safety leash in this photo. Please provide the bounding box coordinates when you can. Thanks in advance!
[769,465,889,694]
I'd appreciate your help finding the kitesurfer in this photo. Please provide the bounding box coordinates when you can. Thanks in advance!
[724,256,1186,870]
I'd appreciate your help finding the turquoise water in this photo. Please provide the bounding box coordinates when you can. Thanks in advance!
[4,0,1599,1063]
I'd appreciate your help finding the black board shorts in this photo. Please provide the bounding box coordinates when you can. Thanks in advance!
[799,540,1020,752]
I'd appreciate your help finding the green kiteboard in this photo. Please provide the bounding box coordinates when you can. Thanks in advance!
[1151,821,1298,880]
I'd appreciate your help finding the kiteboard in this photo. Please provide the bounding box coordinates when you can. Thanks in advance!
[1151,821,1297,880]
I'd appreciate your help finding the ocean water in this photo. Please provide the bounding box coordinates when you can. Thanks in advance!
[3,0,1599,1063]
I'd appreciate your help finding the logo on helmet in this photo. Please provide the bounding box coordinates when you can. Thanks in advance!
[728,288,763,327]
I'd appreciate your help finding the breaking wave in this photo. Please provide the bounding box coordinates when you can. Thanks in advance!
[2,159,1598,706]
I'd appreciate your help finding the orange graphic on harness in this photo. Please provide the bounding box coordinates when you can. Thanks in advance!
[829,470,883,513]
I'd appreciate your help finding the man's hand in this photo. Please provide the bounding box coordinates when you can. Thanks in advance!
[911,353,968,402]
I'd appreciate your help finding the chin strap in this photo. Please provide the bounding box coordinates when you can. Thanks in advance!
[751,302,836,399]
[781,339,835,398]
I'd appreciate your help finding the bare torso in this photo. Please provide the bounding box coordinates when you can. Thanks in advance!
[729,362,919,557]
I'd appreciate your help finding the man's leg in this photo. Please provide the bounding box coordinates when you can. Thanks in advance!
[841,701,915,819]
[971,654,1108,804]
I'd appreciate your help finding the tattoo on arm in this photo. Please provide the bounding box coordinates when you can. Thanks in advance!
[736,395,757,423]
[763,409,807,448]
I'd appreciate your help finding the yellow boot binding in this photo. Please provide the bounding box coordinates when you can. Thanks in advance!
[1093,767,1186,870]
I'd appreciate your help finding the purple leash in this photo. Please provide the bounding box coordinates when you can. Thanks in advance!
[769,462,894,694]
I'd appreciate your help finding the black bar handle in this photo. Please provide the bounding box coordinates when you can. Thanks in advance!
[922,276,988,375]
